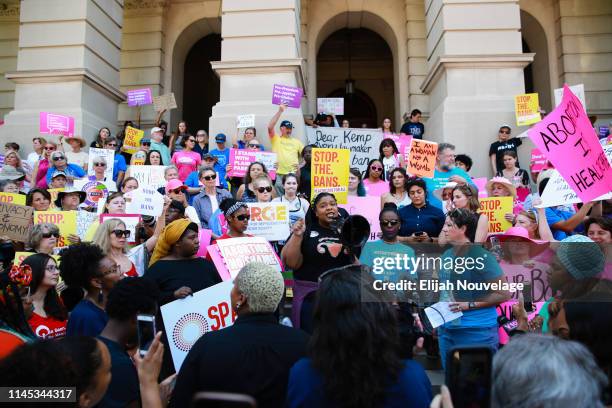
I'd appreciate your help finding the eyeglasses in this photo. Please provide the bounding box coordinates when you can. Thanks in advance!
[141,142,151,146]
[248,144,261,149]
[370,166,383,172]
[499,130,510,134]
[257,186,273,193]
[235,214,250,221]
[52,155,65,161]
[170,188,184,194]
[42,232,60,239]
[44,146,56,151]
[112,229,131,238]
[106,143,117,147]
[203,174,217,181]
[381,220,400,227]
[94,162,106,167]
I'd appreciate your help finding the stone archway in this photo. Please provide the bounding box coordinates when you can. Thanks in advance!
[521,10,552,112]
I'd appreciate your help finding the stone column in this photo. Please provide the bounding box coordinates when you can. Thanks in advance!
[421,0,533,178]
[0,0,20,120]
[405,0,429,119]
[209,0,305,147]
[555,0,612,122]
[0,0,124,150]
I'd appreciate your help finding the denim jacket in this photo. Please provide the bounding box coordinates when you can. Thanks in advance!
[192,188,232,228]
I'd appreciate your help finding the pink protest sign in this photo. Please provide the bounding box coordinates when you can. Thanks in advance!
[228,148,277,179]
[472,177,488,198]
[339,196,381,242]
[385,134,413,162]
[528,84,612,202]
[196,229,212,257]
[126,88,153,107]
[272,84,303,108]
[207,244,231,281]
[530,148,552,173]
[39,112,75,137]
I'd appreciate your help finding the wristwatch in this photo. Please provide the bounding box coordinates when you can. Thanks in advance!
[468,302,476,310]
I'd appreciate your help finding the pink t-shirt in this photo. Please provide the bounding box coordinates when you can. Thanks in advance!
[363,179,390,196]
[172,151,201,182]
[36,159,50,188]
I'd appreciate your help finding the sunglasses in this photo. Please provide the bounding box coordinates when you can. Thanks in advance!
[257,186,273,193]
[248,144,261,148]
[187,139,196,143]
[141,142,151,146]
[381,220,400,227]
[42,232,60,239]
[370,166,383,172]
[94,162,106,167]
[170,188,184,194]
[112,229,131,238]
[499,130,511,134]
[52,156,65,161]
[203,174,217,181]
[44,146,56,151]
[106,144,117,147]
[235,214,250,221]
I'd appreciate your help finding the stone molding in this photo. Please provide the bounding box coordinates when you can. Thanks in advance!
[125,0,168,10]
[211,58,306,94]
[421,53,535,94]
[0,1,19,18]
[5,68,125,102]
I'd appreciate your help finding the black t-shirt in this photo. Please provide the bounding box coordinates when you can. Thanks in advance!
[298,165,312,201]
[145,258,222,305]
[488,137,522,172]
[97,336,139,408]
[293,222,353,282]
[399,122,425,139]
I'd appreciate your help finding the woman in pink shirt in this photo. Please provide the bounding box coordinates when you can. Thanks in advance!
[171,135,201,182]
[32,141,57,189]
[362,159,389,197]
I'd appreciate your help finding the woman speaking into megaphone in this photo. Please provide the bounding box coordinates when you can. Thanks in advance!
[282,192,360,332]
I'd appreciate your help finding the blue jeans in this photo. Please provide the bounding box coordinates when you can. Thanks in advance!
[438,325,499,371]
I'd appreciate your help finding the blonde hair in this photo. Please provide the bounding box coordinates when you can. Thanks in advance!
[92,218,126,254]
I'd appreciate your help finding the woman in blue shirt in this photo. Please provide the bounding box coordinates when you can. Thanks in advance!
[398,178,445,243]
[436,209,510,371]
[287,265,432,408]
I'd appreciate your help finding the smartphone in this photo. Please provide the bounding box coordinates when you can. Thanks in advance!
[446,346,492,408]
[192,392,256,408]
[523,282,533,312]
[137,314,156,357]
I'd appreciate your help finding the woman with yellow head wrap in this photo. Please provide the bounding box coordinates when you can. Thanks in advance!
[146,219,221,305]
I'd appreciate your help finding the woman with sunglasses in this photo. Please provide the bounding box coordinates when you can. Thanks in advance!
[381,167,411,209]
[171,134,202,182]
[363,159,389,197]
[93,218,137,278]
[61,243,122,336]
[26,188,52,211]
[22,253,67,339]
[0,263,36,358]
[211,198,252,245]
[236,162,276,202]
[129,138,151,165]
[165,179,201,226]
[193,167,232,233]
[32,141,57,188]
[281,192,354,331]
[253,175,274,203]
[235,127,259,150]
[45,150,86,187]
[90,156,118,192]
[26,223,60,255]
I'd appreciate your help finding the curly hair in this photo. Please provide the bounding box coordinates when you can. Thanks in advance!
[0,269,35,338]
[310,265,403,407]
[58,243,106,311]
[22,253,67,321]
[105,277,158,321]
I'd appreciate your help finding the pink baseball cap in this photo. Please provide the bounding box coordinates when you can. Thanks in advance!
[166,179,186,192]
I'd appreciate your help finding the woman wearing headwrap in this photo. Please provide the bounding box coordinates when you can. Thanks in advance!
[146,219,221,306]
[0,263,36,358]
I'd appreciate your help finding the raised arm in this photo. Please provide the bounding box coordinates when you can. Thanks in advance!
[267,103,287,139]
[550,202,594,233]
[281,218,305,270]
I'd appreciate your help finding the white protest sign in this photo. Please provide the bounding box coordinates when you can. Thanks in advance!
[160,281,235,372]
[245,202,290,241]
[128,165,166,190]
[215,237,283,279]
[100,214,141,244]
[317,98,344,115]
[306,126,383,174]
[237,114,255,129]
[76,210,98,239]
[124,187,164,217]
[88,148,115,181]
[554,84,586,109]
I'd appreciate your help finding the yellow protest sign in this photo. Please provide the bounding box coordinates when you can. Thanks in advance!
[47,188,64,207]
[407,139,438,178]
[514,93,541,126]
[311,148,350,204]
[479,197,513,233]
[34,211,77,247]
[123,126,144,154]
[0,192,25,206]
[14,252,61,266]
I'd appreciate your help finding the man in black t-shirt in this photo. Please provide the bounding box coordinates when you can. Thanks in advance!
[488,125,522,174]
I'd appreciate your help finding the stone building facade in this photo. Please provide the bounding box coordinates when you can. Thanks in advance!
[0,0,610,177]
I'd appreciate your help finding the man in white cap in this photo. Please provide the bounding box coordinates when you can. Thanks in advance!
[150,126,171,165]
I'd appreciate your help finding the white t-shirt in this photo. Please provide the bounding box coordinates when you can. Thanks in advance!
[207,193,219,214]
[27,151,40,169]
[65,151,89,170]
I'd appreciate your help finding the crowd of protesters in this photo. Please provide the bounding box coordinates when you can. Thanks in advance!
[0,101,610,408]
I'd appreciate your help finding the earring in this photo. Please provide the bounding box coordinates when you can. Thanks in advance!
[235,302,241,310]
[98,289,104,304]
